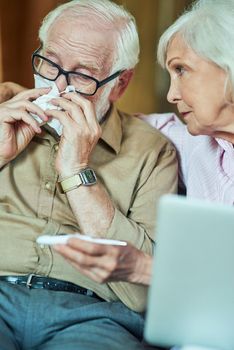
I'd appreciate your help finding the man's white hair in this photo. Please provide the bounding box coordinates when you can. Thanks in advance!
[157,0,234,98]
[39,0,140,74]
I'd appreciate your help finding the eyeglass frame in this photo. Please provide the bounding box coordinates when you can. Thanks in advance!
[31,47,123,96]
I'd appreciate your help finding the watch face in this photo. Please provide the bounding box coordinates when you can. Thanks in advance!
[80,169,97,185]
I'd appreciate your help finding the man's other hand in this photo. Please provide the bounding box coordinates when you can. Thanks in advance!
[53,237,152,286]
[0,88,50,168]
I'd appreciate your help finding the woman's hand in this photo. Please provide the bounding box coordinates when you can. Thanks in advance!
[53,238,152,286]
[0,82,27,103]
[0,88,49,168]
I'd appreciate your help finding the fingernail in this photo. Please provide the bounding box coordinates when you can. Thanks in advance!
[50,99,58,104]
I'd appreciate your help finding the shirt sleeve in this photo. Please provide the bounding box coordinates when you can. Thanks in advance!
[106,141,178,312]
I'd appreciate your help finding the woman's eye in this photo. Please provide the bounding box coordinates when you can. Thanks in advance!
[175,65,185,76]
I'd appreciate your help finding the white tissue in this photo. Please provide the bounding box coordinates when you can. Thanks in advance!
[32,75,76,136]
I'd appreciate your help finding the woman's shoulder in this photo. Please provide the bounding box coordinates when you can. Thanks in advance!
[137,112,186,133]
[137,112,212,152]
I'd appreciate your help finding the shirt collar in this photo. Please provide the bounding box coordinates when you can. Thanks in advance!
[216,137,234,153]
[100,104,122,154]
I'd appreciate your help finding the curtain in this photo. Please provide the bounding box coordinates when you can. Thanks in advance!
[0,0,66,87]
[0,20,2,82]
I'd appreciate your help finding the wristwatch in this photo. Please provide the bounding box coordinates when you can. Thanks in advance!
[59,168,97,193]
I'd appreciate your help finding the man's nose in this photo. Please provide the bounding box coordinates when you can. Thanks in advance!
[55,74,68,93]
[167,79,181,104]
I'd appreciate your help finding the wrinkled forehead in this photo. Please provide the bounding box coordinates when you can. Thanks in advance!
[45,15,117,71]
[47,13,117,46]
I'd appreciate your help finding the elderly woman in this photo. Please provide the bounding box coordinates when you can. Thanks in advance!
[144,0,234,203]
[1,0,234,287]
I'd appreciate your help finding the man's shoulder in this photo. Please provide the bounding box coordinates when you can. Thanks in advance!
[118,110,175,151]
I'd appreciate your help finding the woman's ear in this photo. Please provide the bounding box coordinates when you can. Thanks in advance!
[109,69,134,103]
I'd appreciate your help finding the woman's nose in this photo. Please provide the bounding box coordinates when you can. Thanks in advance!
[167,79,181,104]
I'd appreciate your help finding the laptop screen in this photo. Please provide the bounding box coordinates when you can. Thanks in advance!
[144,194,234,350]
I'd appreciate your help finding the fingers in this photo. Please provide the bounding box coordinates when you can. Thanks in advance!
[51,96,87,125]
[3,109,42,133]
[53,239,126,278]
[69,261,109,283]
[66,239,124,270]
[53,240,120,270]
[48,93,101,134]
[59,92,98,124]
[9,100,47,121]
[53,244,116,283]
[0,104,48,134]
[68,238,108,256]
[11,87,51,102]
[45,108,77,135]
[0,88,50,127]
[53,238,140,284]
[53,243,104,267]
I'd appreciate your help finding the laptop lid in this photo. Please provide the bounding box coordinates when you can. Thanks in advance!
[144,194,234,350]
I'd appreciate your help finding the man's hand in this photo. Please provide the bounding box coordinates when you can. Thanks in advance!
[0,82,27,103]
[0,88,50,168]
[53,238,152,286]
[45,92,102,177]
[44,92,114,235]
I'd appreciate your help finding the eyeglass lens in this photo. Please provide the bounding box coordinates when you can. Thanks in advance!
[33,56,97,95]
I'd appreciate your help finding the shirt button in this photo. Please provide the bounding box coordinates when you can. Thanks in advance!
[45,182,52,190]
[54,145,59,151]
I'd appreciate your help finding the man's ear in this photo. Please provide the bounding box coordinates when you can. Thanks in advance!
[109,69,134,103]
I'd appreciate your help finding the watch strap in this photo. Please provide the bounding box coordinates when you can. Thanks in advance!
[59,168,97,193]
[60,174,82,193]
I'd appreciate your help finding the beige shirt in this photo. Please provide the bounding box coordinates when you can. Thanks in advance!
[0,106,177,312]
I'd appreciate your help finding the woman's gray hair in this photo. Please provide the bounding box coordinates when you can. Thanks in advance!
[157,0,234,96]
[39,0,140,74]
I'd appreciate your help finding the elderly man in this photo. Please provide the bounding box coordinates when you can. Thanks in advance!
[0,0,177,349]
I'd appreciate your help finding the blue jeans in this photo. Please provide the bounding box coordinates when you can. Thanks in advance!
[0,281,145,350]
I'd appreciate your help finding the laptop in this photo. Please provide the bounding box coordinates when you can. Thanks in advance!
[144,194,234,350]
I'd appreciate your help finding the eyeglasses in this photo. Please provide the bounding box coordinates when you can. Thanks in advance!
[32,48,123,96]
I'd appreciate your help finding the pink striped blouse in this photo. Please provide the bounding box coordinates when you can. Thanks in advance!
[141,113,234,205]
